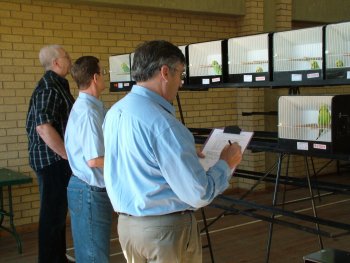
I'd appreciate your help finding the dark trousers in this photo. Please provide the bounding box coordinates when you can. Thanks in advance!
[36,159,71,263]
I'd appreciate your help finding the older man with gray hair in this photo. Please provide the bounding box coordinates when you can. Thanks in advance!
[26,44,75,263]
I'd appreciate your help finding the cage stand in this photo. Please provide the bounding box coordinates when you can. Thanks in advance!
[288,86,300,95]
[175,93,215,263]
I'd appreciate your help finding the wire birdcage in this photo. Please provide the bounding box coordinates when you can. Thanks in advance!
[325,22,350,81]
[278,96,333,142]
[272,27,324,84]
[228,34,269,74]
[278,94,350,155]
[188,40,223,77]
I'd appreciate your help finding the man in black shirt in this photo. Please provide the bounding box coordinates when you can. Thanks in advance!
[26,44,75,263]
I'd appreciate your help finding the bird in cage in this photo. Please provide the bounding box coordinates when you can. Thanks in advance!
[336,59,344,68]
[310,60,320,70]
[121,62,130,73]
[316,104,331,140]
[256,66,263,73]
[211,60,222,75]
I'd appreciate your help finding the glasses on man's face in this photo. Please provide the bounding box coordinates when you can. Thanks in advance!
[180,71,186,80]
[173,68,186,80]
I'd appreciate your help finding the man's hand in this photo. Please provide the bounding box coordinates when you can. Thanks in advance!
[87,157,104,168]
[196,149,205,159]
[219,142,242,169]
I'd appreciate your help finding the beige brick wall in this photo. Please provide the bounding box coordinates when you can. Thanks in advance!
[0,0,347,227]
[236,0,265,36]
[0,0,251,226]
[275,0,292,31]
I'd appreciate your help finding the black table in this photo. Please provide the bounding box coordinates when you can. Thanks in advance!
[0,168,33,253]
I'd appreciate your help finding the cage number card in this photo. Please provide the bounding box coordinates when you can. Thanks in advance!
[199,128,253,173]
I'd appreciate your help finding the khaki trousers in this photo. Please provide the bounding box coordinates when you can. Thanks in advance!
[118,212,202,263]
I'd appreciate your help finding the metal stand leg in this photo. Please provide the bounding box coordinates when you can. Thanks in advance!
[0,187,4,226]
[304,157,324,249]
[202,157,283,231]
[281,154,291,210]
[201,208,215,263]
[265,152,284,263]
[337,160,340,175]
[176,93,185,125]
[310,157,322,202]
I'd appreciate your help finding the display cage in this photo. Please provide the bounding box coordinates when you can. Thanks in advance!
[226,33,271,84]
[325,21,350,81]
[187,40,227,85]
[109,53,134,92]
[273,26,324,84]
[278,94,350,154]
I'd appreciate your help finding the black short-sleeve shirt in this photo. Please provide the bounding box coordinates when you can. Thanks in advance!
[26,70,75,171]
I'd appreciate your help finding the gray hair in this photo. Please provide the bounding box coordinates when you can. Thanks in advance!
[38,44,63,71]
[131,40,185,82]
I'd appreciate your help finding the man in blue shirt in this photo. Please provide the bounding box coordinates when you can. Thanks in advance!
[103,40,242,263]
[65,56,113,262]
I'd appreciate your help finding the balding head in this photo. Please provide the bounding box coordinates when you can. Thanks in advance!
[38,45,71,77]
[39,45,63,71]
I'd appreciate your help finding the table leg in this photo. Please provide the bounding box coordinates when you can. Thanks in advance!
[0,186,22,254]
[265,152,284,263]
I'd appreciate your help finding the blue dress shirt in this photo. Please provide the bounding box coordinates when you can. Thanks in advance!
[103,85,231,216]
[65,92,105,188]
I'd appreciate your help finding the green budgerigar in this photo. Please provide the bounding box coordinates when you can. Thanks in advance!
[336,59,344,68]
[121,62,130,73]
[211,60,222,75]
[256,66,263,73]
[316,104,331,140]
[310,60,320,70]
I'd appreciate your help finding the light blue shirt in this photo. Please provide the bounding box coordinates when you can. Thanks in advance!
[103,85,231,216]
[65,92,105,188]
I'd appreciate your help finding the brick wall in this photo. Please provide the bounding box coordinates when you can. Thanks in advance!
[0,0,347,227]
[236,0,265,36]
[0,0,259,226]
[275,0,292,31]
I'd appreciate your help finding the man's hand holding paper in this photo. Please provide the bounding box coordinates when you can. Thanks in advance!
[199,128,253,173]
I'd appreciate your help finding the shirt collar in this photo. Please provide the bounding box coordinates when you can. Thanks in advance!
[78,92,103,108]
[131,85,175,116]
[46,70,65,81]
[46,70,69,87]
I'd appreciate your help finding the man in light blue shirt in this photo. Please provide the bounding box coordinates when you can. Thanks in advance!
[103,40,242,263]
[65,56,113,262]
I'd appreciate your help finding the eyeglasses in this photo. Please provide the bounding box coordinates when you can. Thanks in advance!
[180,71,186,80]
[173,68,186,80]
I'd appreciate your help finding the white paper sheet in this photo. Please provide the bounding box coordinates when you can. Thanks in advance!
[199,129,253,173]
